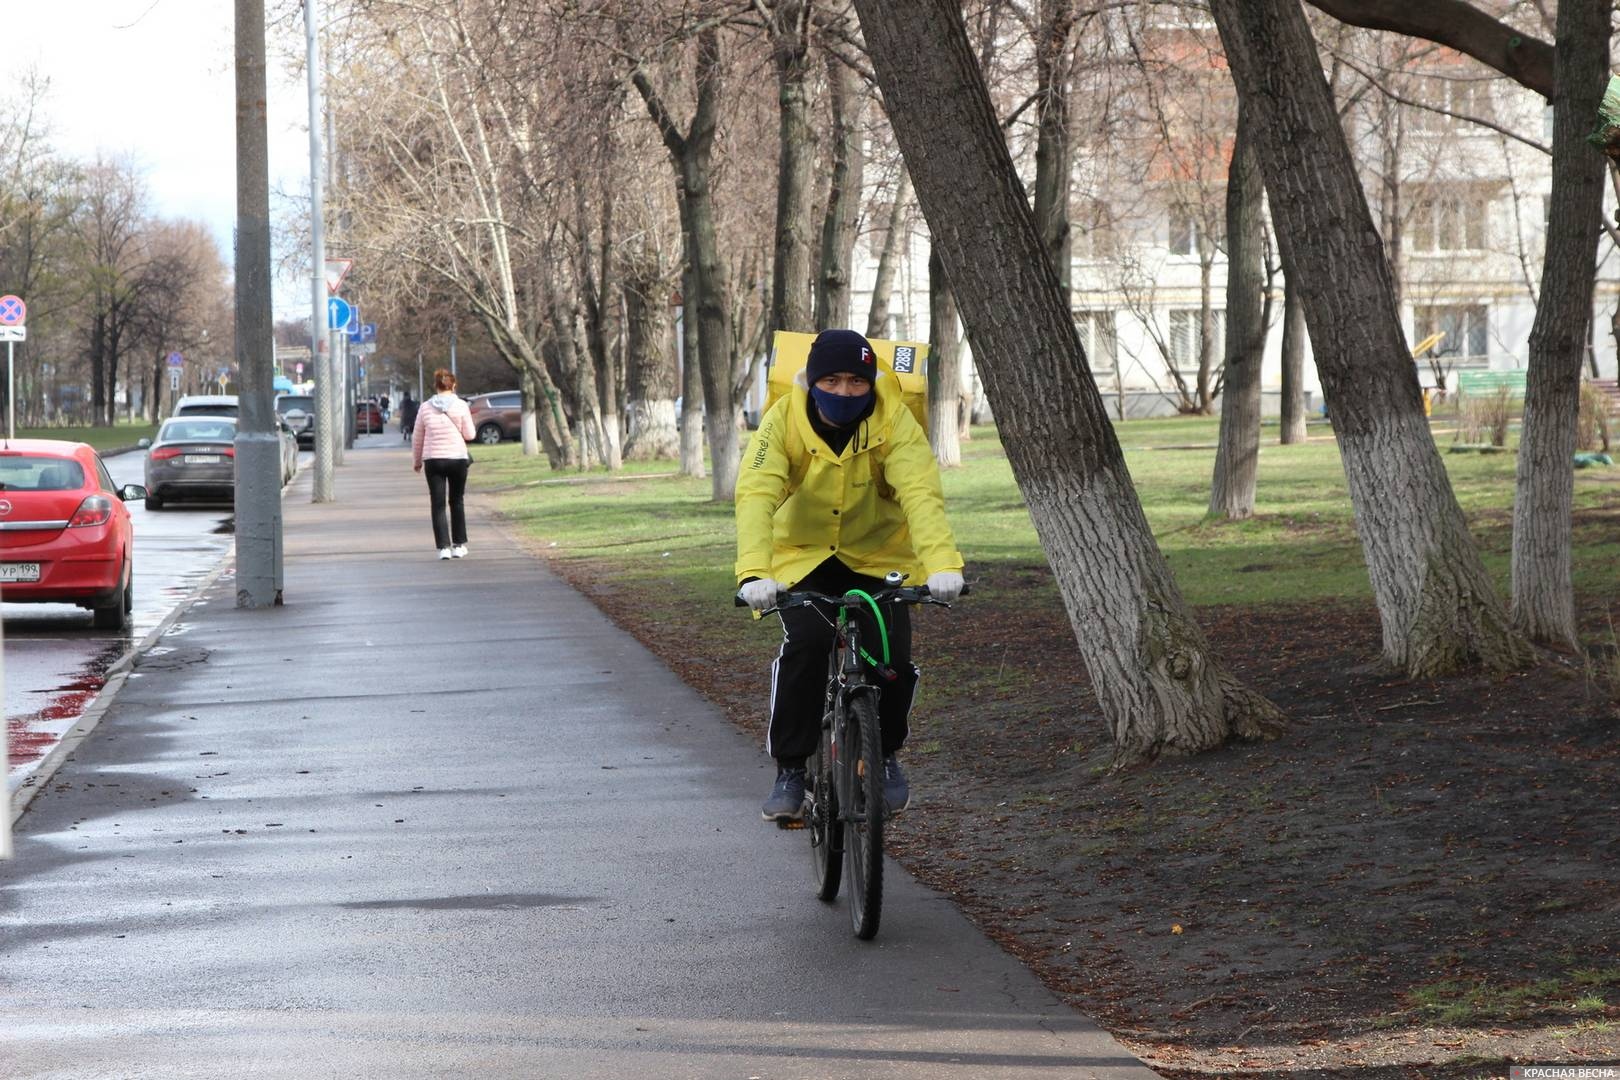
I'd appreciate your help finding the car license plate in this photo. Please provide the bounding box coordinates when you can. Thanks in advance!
[0,563,41,582]
[184,454,222,464]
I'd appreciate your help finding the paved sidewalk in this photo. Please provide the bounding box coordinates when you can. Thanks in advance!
[0,438,1160,1079]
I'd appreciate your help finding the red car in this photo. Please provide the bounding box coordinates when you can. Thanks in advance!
[356,400,385,434]
[0,440,145,630]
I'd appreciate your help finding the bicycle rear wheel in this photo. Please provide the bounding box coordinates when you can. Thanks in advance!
[844,692,884,940]
[806,740,842,902]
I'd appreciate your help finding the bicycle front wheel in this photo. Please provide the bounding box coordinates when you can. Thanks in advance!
[806,741,842,902]
[844,692,884,940]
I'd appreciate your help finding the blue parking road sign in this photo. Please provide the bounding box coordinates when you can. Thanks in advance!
[327,296,352,331]
[350,322,376,344]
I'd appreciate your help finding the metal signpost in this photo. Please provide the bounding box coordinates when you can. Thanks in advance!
[167,351,184,404]
[0,295,27,440]
[328,297,354,450]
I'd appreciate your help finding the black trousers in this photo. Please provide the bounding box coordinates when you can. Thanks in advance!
[768,558,918,766]
[424,458,469,549]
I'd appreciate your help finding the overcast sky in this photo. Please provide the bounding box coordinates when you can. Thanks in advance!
[14,1,315,319]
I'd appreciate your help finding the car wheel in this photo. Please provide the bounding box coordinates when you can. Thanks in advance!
[145,492,164,511]
[478,423,503,445]
[92,561,131,632]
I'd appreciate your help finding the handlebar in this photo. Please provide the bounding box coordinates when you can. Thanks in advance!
[734,582,970,610]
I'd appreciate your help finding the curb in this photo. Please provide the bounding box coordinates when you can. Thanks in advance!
[8,553,236,824]
[97,443,147,459]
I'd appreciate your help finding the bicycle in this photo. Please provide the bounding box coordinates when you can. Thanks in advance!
[738,572,966,940]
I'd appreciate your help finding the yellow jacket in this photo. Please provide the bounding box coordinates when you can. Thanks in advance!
[735,376,964,587]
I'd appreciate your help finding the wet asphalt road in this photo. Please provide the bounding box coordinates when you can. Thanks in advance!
[0,442,1161,1079]
[4,450,246,790]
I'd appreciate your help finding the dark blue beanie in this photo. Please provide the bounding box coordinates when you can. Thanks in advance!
[806,329,878,386]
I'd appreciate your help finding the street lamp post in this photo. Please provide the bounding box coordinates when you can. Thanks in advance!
[234,0,284,607]
[306,0,337,501]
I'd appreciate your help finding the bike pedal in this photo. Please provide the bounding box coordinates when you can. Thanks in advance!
[776,817,806,830]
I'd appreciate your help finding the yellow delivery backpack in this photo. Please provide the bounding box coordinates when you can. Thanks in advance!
[766,331,931,430]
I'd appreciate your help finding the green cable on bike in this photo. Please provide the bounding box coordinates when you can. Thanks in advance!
[841,588,890,670]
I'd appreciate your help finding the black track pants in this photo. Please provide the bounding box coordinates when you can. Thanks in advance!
[424,458,469,549]
[767,558,918,766]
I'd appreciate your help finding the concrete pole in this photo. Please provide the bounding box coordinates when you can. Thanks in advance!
[306,0,334,502]
[331,325,344,465]
[449,320,457,378]
[344,330,356,448]
[1,611,9,859]
[234,0,284,608]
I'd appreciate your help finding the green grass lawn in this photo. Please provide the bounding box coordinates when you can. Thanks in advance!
[469,417,1620,612]
[15,423,158,452]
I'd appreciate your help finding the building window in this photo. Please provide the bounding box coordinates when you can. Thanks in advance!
[1168,308,1225,370]
[1169,205,1195,255]
[1409,190,1488,252]
[1076,310,1118,373]
[1410,76,1494,132]
[1414,304,1489,362]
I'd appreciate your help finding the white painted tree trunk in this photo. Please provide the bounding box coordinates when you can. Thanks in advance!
[1510,0,1609,650]
[853,0,1284,763]
[1211,0,1531,676]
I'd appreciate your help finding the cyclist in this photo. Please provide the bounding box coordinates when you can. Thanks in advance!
[736,328,964,823]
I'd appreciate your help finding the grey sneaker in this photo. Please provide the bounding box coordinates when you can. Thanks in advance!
[883,756,910,814]
[761,767,807,821]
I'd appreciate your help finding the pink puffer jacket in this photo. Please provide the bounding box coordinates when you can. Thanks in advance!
[412,393,475,466]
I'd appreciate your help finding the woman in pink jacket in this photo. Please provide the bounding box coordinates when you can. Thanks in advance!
[412,368,477,560]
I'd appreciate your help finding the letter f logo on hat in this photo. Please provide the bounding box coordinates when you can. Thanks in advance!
[861,347,872,366]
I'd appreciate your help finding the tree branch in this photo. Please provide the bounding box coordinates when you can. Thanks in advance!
[1305,0,1553,98]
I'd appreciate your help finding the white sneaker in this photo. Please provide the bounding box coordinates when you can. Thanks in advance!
[451,545,467,559]
[437,548,452,560]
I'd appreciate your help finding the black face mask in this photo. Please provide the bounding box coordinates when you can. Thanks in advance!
[811,385,872,425]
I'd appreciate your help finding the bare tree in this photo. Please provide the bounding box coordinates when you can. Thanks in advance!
[1208,103,1265,519]
[815,23,867,330]
[1209,0,1531,676]
[1510,0,1609,649]
[853,0,1284,763]
[74,157,148,427]
[630,24,749,499]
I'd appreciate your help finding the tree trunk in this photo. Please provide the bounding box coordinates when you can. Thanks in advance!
[1031,0,1074,297]
[149,351,164,423]
[1196,252,1216,414]
[623,273,680,461]
[476,309,570,465]
[1509,0,1609,650]
[816,43,865,330]
[927,248,962,467]
[1210,0,1531,676]
[519,368,540,457]
[1209,105,1265,519]
[682,164,741,498]
[678,266,706,478]
[769,0,816,336]
[1279,257,1309,445]
[852,0,1284,763]
[580,187,624,471]
[105,321,123,428]
[865,171,911,339]
[90,314,107,427]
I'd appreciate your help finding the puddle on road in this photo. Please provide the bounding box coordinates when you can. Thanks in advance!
[4,642,124,767]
